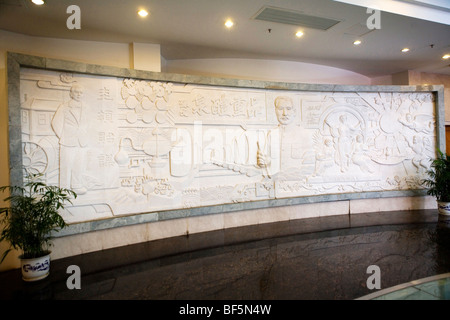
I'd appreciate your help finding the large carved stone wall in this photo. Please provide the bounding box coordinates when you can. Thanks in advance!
[17,67,438,225]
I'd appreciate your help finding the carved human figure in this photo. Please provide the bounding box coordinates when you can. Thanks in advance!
[313,138,335,176]
[374,96,384,108]
[351,134,375,173]
[400,113,426,133]
[257,96,303,179]
[51,83,88,194]
[326,114,362,173]
[399,113,434,134]
[407,135,429,173]
[386,175,406,189]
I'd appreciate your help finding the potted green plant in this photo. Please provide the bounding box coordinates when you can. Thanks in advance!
[0,174,76,281]
[422,149,450,216]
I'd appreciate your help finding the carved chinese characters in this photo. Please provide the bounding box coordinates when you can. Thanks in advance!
[19,68,437,223]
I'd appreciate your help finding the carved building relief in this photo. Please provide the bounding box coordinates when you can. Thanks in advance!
[19,68,437,223]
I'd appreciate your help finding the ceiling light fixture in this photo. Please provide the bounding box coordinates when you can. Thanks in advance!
[353,40,362,45]
[295,31,304,38]
[401,48,410,53]
[443,54,450,60]
[225,19,234,28]
[138,9,149,17]
[31,0,45,5]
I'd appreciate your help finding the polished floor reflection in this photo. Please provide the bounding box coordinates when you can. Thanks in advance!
[1,209,450,300]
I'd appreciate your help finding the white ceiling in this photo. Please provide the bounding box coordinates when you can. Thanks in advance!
[0,0,449,77]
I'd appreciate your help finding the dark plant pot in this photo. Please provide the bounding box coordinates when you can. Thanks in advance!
[19,252,51,282]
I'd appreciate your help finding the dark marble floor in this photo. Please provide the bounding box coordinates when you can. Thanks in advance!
[1,209,450,301]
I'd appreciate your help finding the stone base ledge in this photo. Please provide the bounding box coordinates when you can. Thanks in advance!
[50,196,437,261]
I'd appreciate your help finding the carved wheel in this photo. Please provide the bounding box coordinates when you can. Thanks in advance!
[22,142,48,175]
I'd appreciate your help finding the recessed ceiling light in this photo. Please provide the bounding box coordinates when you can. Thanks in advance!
[401,48,410,53]
[295,31,304,38]
[353,40,362,46]
[225,19,234,28]
[443,54,450,60]
[138,9,149,17]
[31,0,45,5]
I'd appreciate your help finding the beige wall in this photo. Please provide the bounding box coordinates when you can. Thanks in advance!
[164,58,371,85]
[0,29,443,271]
[0,30,132,69]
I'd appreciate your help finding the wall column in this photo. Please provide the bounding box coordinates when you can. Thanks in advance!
[130,42,161,72]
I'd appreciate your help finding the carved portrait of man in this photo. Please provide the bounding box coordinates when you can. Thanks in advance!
[274,96,296,125]
[257,96,306,179]
[51,83,89,194]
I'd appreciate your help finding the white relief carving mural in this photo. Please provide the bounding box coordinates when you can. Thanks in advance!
[18,68,437,223]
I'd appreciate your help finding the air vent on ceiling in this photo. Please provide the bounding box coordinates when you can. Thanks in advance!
[253,6,340,31]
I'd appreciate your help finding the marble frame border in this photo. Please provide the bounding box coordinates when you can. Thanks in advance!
[6,52,446,237]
